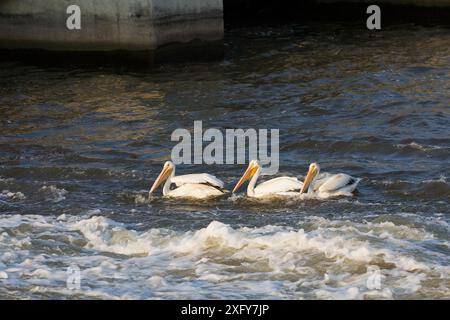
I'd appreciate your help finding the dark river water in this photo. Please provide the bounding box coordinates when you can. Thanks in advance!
[0,23,449,299]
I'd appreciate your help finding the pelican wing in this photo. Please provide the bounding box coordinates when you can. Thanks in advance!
[171,173,224,189]
[254,176,303,194]
[167,183,224,198]
[310,172,333,191]
[316,173,359,193]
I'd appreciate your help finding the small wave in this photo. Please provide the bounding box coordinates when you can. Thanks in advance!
[1,214,448,299]
[71,216,440,270]
[376,177,449,199]
[305,216,435,241]
[394,142,445,152]
[377,175,447,187]
[39,185,67,203]
[0,190,26,200]
[424,175,447,184]
[135,194,149,204]
[69,216,449,298]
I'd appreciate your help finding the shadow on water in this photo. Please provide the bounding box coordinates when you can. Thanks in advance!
[1,3,449,69]
[0,40,224,70]
[224,1,450,29]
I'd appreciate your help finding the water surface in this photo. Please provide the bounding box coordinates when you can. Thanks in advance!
[0,23,449,299]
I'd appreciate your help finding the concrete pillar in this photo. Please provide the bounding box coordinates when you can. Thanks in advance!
[0,0,223,51]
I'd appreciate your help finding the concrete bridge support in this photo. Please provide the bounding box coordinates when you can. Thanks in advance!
[0,0,223,51]
[1,0,449,52]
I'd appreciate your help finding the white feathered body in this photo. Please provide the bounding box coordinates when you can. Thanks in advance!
[309,172,361,198]
[166,173,225,199]
[250,176,303,198]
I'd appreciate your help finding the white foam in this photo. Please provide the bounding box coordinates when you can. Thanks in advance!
[70,216,445,278]
[424,175,447,184]
[395,141,445,152]
[29,269,52,278]
[40,185,67,202]
[135,194,148,204]
[308,217,435,241]
[147,275,168,287]
[0,213,448,299]
[1,190,26,200]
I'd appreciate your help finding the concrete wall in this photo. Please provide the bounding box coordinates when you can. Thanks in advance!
[0,0,223,51]
[1,0,449,52]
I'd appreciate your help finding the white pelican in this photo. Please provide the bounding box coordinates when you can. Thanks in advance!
[300,163,361,198]
[232,160,303,198]
[149,161,225,199]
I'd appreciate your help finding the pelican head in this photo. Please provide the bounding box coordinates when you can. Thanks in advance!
[232,160,260,193]
[149,161,175,195]
[300,162,320,194]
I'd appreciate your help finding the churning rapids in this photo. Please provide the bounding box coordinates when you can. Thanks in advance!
[0,23,449,299]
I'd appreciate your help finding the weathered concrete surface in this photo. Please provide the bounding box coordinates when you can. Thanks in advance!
[0,0,223,51]
[1,0,449,52]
